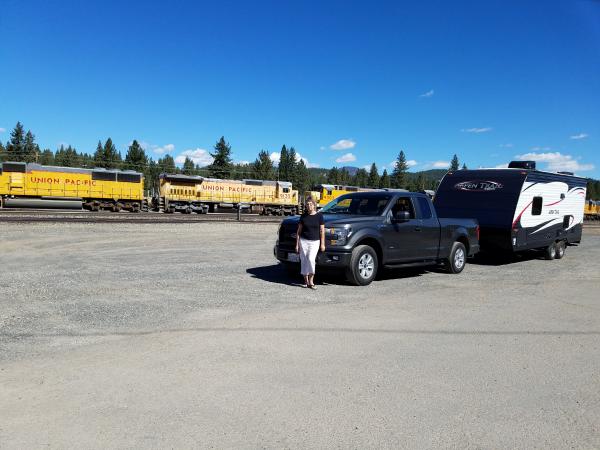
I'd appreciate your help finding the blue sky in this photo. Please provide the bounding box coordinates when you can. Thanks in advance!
[1,0,599,177]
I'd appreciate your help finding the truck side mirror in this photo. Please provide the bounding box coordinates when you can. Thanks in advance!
[392,210,410,222]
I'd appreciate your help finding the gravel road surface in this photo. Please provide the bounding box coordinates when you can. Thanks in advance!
[1,223,599,448]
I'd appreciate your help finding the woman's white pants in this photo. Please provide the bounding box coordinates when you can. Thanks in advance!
[299,238,320,275]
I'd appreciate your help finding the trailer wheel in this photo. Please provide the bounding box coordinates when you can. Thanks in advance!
[555,240,566,259]
[544,242,557,260]
[346,245,378,286]
[446,241,467,274]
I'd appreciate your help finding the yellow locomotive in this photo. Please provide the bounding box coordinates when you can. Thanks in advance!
[0,161,145,212]
[154,173,299,215]
[584,199,600,220]
[306,184,378,209]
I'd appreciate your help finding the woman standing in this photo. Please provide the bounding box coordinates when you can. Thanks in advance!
[295,197,325,289]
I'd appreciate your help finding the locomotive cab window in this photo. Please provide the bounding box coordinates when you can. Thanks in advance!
[283,188,290,193]
[532,196,543,216]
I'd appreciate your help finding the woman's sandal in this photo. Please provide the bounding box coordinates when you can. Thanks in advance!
[309,284,317,290]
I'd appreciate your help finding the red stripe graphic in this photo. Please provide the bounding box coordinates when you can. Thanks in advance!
[512,200,533,229]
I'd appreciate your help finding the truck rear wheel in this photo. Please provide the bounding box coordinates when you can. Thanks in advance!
[446,241,466,274]
[346,245,378,286]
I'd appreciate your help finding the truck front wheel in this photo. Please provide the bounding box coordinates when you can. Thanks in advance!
[346,245,378,286]
[446,241,467,274]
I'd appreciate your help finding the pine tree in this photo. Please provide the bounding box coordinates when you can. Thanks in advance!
[287,147,299,184]
[391,150,408,188]
[93,141,104,167]
[367,163,379,188]
[461,163,468,170]
[158,154,176,174]
[450,154,460,171]
[354,168,369,187]
[416,172,426,191]
[327,167,340,184]
[252,150,275,180]
[124,140,148,171]
[182,157,195,175]
[278,145,290,181]
[23,130,39,163]
[103,138,121,169]
[337,168,349,185]
[7,122,26,161]
[208,136,233,178]
[379,169,391,188]
[39,149,55,165]
[0,142,6,162]
[295,159,310,195]
[145,159,161,193]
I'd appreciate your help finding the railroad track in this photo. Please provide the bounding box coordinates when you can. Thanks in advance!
[0,209,285,224]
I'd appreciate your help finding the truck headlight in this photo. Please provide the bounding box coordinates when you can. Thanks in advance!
[325,226,352,246]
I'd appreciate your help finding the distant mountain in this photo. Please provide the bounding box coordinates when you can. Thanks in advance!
[340,166,360,176]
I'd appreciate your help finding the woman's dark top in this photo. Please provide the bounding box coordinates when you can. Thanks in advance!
[299,212,324,240]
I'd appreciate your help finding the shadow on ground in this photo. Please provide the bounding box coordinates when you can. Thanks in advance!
[469,250,548,266]
[246,264,426,286]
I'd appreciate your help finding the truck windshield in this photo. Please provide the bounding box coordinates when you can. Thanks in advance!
[321,194,391,215]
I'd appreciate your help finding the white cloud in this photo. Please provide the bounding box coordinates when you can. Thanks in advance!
[406,159,418,168]
[269,151,319,168]
[0,127,6,133]
[516,152,594,172]
[494,163,509,168]
[175,148,214,167]
[153,143,175,155]
[431,160,450,169]
[530,146,551,151]
[570,133,589,140]
[335,153,357,163]
[330,139,356,150]
[419,89,434,98]
[461,127,493,133]
[499,143,514,148]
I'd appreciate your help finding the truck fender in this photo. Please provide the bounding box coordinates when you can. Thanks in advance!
[347,228,386,264]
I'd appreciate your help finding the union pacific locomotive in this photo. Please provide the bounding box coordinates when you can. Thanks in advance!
[153,173,299,215]
[0,161,145,212]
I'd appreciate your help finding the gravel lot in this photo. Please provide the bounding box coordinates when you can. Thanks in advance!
[1,222,599,448]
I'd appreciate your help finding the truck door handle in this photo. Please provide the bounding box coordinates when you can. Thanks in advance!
[414,227,421,232]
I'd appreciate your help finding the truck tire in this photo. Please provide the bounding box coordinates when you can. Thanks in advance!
[446,241,467,274]
[545,242,557,260]
[346,245,378,286]
[555,240,566,259]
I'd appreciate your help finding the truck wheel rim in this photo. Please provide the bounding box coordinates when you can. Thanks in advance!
[358,253,374,279]
[454,248,465,269]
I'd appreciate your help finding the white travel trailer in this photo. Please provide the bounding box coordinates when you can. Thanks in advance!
[433,161,587,259]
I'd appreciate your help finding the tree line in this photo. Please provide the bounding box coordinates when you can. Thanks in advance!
[2,121,596,197]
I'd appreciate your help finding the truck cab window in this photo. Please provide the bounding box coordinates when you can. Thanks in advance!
[416,197,432,219]
[532,196,543,215]
[391,197,415,219]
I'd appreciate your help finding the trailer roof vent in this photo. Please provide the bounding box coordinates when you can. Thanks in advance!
[557,171,574,176]
[508,160,536,170]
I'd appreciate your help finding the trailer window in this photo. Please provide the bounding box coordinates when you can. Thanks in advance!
[532,196,543,215]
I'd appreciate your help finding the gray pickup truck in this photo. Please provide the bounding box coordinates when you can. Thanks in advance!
[275,191,480,285]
